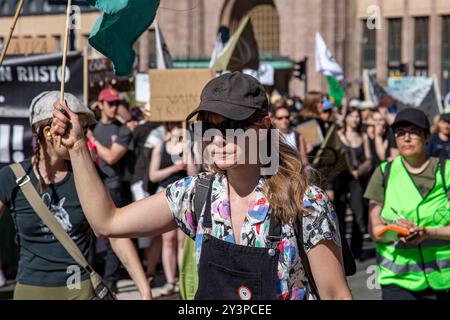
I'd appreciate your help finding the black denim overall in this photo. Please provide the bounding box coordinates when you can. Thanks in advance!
[194,182,282,300]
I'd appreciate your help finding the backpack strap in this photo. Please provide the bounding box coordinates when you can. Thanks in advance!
[193,174,215,225]
[440,158,447,193]
[295,213,321,300]
[382,161,393,190]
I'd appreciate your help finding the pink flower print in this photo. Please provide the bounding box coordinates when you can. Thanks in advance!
[214,200,230,219]
[185,210,195,230]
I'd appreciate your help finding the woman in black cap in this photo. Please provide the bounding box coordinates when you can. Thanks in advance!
[52,72,352,300]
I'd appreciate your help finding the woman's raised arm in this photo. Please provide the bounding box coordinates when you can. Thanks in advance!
[51,102,177,238]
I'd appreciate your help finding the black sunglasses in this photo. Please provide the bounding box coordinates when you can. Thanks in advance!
[190,120,252,137]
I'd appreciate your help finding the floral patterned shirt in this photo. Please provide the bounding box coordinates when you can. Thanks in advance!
[165,172,341,300]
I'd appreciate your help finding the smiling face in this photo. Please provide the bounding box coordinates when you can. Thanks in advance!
[198,112,270,170]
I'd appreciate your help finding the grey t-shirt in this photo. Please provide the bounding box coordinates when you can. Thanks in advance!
[93,121,132,189]
[0,159,91,286]
[364,157,450,204]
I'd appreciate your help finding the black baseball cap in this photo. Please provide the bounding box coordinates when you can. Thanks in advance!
[186,72,268,121]
[392,108,430,132]
[440,113,450,123]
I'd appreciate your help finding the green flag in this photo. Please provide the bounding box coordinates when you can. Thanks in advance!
[88,0,160,76]
[212,15,259,72]
[327,76,345,108]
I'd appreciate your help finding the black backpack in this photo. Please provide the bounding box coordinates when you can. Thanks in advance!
[193,174,356,300]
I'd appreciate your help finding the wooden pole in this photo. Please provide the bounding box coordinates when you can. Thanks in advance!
[0,0,25,65]
[57,0,73,147]
[83,46,89,108]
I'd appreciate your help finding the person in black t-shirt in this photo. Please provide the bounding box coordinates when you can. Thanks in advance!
[0,91,150,299]
[87,88,137,293]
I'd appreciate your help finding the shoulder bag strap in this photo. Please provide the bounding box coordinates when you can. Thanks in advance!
[9,163,104,290]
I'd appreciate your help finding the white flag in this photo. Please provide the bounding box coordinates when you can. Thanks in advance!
[155,21,173,70]
[209,33,224,68]
[315,32,343,80]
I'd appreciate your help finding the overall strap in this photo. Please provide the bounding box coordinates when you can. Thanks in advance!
[295,213,320,300]
[267,214,282,242]
[194,174,215,228]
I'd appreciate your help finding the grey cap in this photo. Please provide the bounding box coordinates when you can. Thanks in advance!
[29,91,97,126]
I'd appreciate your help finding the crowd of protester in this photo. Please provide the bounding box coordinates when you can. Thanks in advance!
[0,80,449,300]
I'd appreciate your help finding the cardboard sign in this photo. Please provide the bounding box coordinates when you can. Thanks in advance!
[149,69,215,122]
[135,73,150,103]
[296,119,323,147]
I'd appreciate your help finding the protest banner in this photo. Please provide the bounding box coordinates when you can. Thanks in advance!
[149,69,215,122]
[0,52,84,169]
[445,92,450,112]
[364,70,443,121]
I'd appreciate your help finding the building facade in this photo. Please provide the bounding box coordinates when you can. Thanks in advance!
[357,0,450,96]
[1,0,450,97]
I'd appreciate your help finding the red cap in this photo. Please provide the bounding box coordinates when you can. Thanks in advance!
[98,88,121,102]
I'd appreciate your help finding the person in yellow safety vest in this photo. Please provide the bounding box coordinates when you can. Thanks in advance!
[364,108,450,300]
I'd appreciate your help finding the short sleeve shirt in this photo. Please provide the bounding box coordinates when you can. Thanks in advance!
[0,159,91,286]
[165,172,341,300]
[93,121,132,188]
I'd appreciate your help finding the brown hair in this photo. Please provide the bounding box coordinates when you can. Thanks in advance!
[31,119,52,193]
[197,110,309,224]
[299,91,322,119]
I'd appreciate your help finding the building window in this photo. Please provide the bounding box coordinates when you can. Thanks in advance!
[414,17,429,76]
[1,0,11,15]
[247,4,279,59]
[388,18,402,74]
[361,20,376,70]
[443,16,450,95]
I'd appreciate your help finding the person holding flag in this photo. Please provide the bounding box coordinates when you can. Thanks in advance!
[52,72,352,300]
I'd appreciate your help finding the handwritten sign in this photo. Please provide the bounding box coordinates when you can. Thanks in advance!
[149,69,215,122]
[296,119,323,147]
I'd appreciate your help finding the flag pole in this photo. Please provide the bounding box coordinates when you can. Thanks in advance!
[58,0,73,147]
[0,0,25,65]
